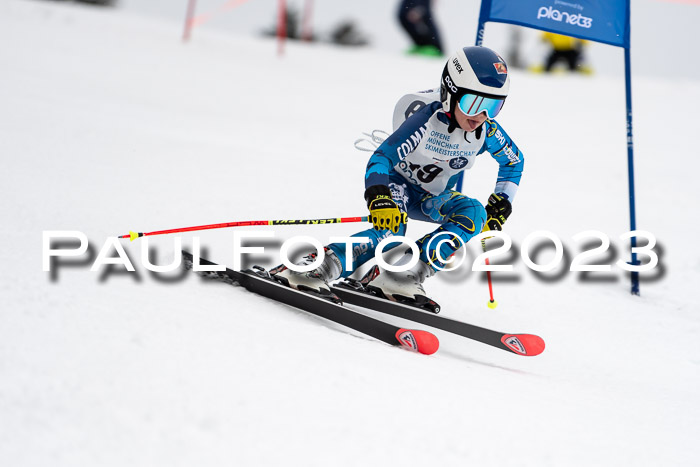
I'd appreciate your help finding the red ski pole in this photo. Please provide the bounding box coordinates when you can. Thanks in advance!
[481,237,497,309]
[119,216,369,241]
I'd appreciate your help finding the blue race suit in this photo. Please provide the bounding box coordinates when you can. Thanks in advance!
[328,92,524,277]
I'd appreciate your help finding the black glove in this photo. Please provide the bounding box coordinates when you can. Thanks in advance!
[483,192,512,232]
[364,185,407,233]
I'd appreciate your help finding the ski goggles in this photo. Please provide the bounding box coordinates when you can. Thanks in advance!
[457,92,505,119]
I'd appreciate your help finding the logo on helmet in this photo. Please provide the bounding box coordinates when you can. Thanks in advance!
[444,75,458,93]
[493,62,507,75]
[452,58,464,74]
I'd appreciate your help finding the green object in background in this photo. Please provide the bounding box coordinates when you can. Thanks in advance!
[406,45,443,57]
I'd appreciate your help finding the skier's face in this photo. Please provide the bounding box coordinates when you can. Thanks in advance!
[455,106,488,132]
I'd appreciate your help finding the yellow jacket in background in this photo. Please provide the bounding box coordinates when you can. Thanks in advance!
[542,32,587,51]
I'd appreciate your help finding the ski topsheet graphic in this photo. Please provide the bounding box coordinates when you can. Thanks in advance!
[332,281,545,356]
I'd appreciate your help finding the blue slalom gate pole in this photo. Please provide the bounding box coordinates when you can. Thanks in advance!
[625,46,640,295]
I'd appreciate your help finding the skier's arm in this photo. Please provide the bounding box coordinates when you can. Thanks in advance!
[480,120,525,202]
[364,102,439,190]
[478,120,524,231]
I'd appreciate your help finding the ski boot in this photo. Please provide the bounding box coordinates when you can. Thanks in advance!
[269,248,343,304]
[360,252,440,313]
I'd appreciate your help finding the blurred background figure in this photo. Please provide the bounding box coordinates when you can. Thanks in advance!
[398,0,443,57]
[505,26,525,70]
[261,3,368,47]
[329,20,369,46]
[533,32,593,74]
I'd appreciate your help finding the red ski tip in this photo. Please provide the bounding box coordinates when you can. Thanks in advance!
[396,329,439,355]
[501,334,546,356]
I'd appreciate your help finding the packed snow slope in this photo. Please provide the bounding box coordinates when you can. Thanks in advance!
[2,1,699,466]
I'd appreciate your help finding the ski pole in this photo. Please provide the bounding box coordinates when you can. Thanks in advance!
[119,216,369,241]
[481,237,497,309]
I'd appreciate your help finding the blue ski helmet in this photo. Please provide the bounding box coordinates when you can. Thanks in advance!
[440,46,510,119]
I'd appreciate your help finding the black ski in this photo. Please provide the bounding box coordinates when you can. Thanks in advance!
[181,251,439,355]
[331,281,545,356]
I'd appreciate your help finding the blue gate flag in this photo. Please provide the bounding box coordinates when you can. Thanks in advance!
[468,0,640,294]
[479,0,630,48]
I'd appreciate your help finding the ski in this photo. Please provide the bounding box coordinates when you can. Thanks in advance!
[331,281,545,356]
[181,251,439,355]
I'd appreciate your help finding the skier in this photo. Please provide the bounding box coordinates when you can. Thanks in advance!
[538,32,592,74]
[273,46,524,310]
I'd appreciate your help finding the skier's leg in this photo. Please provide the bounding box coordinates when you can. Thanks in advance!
[327,181,409,278]
[421,0,444,53]
[398,0,424,46]
[364,191,485,299]
[413,191,487,271]
[362,190,485,305]
[565,49,579,71]
[326,227,403,278]
[399,0,442,54]
[545,50,559,72]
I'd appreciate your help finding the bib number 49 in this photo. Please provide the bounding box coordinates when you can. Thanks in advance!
[399,161,443,184]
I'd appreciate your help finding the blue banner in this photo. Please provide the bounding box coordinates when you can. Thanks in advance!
[481,0,630,48]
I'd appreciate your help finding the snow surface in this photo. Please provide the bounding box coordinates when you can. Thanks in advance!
[2,1,700,466]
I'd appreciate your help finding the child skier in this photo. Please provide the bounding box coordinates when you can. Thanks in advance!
[273,46,524,310]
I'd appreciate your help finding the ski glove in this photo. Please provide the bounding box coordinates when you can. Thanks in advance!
[483,192,512,232]
[364,185,407,233]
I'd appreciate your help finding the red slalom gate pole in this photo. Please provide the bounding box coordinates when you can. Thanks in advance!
[182,0,198,42]
[118,216,369,241]
[277,0,287,56]
[301,0,314,41]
